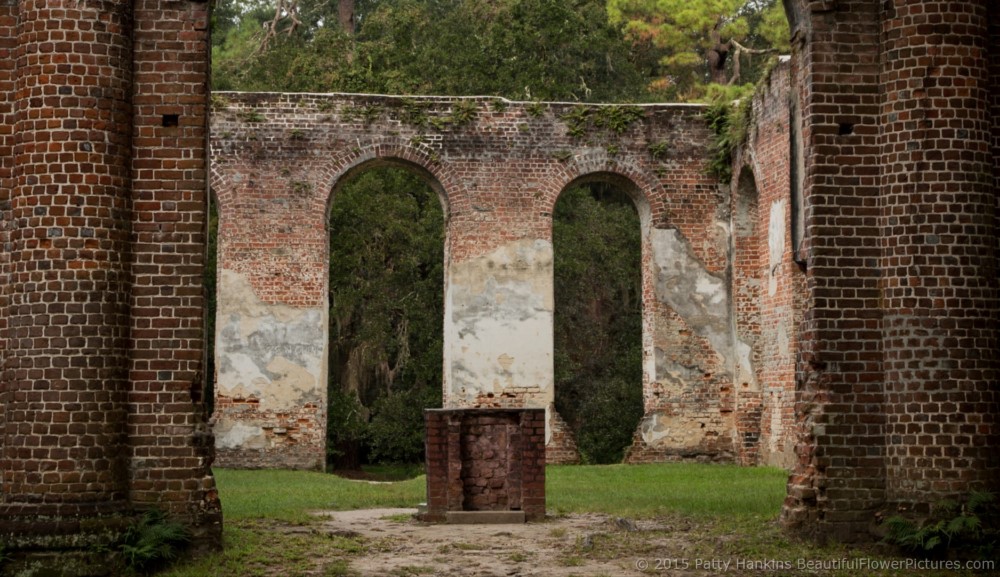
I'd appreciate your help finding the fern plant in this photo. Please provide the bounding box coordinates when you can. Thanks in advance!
[883,491,997,559]
[119,509,192,574]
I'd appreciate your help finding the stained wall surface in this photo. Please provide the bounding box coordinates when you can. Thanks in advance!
[209,94,762,468]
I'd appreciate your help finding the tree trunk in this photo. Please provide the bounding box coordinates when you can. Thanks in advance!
[707,24,731,85]
[339,0,355,34]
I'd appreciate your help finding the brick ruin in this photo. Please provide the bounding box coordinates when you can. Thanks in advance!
[0,0,999,569]
[0,0,221,573]
[209,93,753,469]
[421,408,545,523]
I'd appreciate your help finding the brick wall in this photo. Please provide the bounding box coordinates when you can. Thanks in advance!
[880,0,997,508]
[732,60,804,470]
[210,94,755,468]
[422,408,545,522]
[781,0,1000,542]
[0,1,221,570]
[129,0,220,532]
[0,1,15,504]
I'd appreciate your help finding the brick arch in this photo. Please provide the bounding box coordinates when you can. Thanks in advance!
[208,163,240,214]
[539,152,661,229]
[316,139,465,221]
[544,162,652,466]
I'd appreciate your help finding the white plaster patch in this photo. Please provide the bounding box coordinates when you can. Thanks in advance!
[650,228,731,374]
[640,413,705,447]
[214,421,268,450]
[215,269,327,412]
[768,200,786,296]
[734,339,758,391]
[445,239,554,407]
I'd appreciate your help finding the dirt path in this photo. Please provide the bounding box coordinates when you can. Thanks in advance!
[314,508,716,577]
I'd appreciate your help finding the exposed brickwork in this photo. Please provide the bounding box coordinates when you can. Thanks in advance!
[0,1,221,571]
[880,0,997,508]
[732,60,804,470]
[210,94,749,468]
[422,408,545,522]
[780,0,1000,542]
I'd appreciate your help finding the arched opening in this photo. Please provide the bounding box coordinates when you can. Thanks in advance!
[325,160,446,473]
[731,168,762,465]
[552,174,646,464]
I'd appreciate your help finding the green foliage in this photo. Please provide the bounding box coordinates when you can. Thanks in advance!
[647,141,669,160]
[448,99,479,127]
[237,110,265,123]
[608,0,789,99]
[702,84,754,181]
[883,492,997,560]
[560,105,644,140]
[212,0,649,102]
[328,167,444,467]
[553,186,643,464]
[366,387,441,464]
[525,100,547,117]
[119,510,191,574]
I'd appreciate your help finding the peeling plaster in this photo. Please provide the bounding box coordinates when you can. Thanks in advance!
[650,228,733,376]
[768,200,786,296]
[214,421,268,449]
[215,269,327,413]
[641,412,715,447]
[444,239,554,408]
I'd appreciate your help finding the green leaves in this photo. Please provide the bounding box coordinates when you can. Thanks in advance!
[882,491,998,560]
[553,186,644,464]
[608,0,789,99]
[327,168,444,467]
[212,0,648,102]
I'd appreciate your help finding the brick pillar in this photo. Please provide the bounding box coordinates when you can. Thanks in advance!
[881,1,999,507]
[2,0,133,518]
[128,0,221,536]
[0,2,17,502]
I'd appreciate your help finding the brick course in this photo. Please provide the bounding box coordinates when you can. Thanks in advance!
[422,408,545,522]
[780,0,1000,542]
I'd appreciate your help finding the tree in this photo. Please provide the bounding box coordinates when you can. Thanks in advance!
[608,0,789,99]
[212,0,650,102]
[553,186,644,463]
[327,167,445,467]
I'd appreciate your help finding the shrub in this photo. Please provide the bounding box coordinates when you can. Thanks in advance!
[883,491,997,560]
[119,509,191,574]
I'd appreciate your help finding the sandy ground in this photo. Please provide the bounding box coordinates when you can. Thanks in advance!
[312,508,715,577]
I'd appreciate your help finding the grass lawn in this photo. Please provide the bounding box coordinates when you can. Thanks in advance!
[159,464,994,577]
[213,463,787,523]
[547,463,787,519]
[214,468,426,523]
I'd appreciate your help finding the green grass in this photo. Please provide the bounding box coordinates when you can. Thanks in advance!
[214,468,426,523]
[547,463,787,519]
[212,463,787,524]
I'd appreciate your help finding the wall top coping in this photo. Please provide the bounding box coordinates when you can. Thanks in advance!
[212,91,707,111]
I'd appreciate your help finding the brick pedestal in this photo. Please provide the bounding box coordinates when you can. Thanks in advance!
[422,408,545,522]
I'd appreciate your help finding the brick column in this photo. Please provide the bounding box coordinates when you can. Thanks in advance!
[2,0,133,519]
[881,0,999,507]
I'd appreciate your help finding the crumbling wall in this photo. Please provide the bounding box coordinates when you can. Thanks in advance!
[732,59,803,469]
[210,95,747,466]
